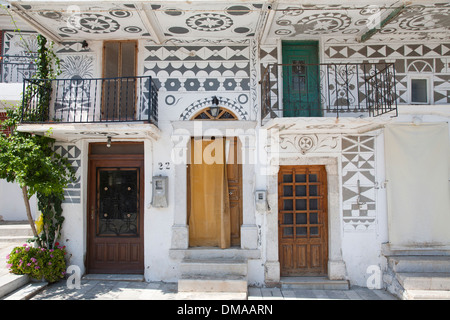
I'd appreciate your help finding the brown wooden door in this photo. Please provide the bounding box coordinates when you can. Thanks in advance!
[87,155,144,274]
[187,137,242,247]
[278,165,328,276]
[227,138,242,247]
[102,41,137,120]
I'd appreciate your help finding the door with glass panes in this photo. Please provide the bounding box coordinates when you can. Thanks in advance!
[87,143,144,274]
[278,165,328,276]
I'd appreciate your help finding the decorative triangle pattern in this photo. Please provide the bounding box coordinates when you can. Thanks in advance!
[54,144,81,204]
[341,135,376,232]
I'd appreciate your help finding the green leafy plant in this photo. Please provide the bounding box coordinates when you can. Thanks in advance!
[6,243,67,283]
[0,31,72,250]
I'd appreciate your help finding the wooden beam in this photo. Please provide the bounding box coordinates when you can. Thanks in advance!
[357,5,406,43]
[10,5,62,44]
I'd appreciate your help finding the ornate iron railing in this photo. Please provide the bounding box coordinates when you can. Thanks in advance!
[0,55,37,83]
[21,76,158,125]
[260,62,398,123]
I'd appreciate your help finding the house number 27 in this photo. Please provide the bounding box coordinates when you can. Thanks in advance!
[158,162,170,170]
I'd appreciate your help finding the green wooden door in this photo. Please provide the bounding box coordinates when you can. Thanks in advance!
[282,42,321,117]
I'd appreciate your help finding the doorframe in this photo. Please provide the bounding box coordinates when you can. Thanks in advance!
[169,118,259,254]
[278,165,329,276]
[265,156,346,283]
[86,142,145,274]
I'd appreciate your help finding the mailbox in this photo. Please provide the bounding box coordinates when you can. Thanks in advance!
[255,190,268,212]
[152,176,168,208]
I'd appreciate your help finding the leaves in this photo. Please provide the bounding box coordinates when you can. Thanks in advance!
[0,34,72,250]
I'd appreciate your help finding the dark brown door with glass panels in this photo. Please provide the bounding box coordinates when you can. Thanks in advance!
[87,146,144,274]
[278,165,328,276]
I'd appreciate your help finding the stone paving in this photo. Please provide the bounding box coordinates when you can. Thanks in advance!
[29,279,398,300]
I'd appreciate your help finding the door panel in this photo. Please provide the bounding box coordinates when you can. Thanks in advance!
[102,41,137,120]
[88,156,144,274]
[278,165,328,276]
[188,137,242,247]
[282,42,320,117]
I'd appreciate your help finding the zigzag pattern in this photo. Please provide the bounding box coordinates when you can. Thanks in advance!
[144,46,250,61]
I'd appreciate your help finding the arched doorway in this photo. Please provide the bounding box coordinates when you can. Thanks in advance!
[187,107,242,248]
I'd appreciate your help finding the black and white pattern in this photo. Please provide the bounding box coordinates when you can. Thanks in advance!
[54,144,81,204]
[341,135,377,231]
[144,45,250,93]
[55,55,95,117]
[20,3,151,40]
[179,96,249,120]
[269,3,450,39]
[324,42,450,104]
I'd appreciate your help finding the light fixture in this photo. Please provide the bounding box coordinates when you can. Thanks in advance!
[210,96,220,118]
[106,136,111,148]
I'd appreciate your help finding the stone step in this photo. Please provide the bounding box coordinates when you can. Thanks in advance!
[396,272,450,290]
[82,274,145,282]
[0,236,32,243]
[0,274,29,299]
[175,248,260,260]
[178,274,248,293]
[280,277,350,290]
[404,289,450,300]
[388,256,450,273]
[382,243,450,256]
[180,259,247,277]
[2,281,48,300]
[0,223,33,237]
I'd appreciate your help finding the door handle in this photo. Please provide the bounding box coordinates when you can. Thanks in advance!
[91,207,95,220]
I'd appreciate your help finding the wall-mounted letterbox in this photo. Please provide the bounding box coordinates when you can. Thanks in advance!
[255,190,268,212]
[152,176,168,208]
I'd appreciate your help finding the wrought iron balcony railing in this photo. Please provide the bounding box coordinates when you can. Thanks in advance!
[21,76,158,125]
[260,62,398,123]
[0,55,37,83]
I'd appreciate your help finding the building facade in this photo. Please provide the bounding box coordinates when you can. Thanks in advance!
[1,0,449,298]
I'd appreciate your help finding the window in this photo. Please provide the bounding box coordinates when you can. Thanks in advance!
[410,78,430,104]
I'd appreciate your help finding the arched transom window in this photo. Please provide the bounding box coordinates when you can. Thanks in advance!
[192,107,238,120]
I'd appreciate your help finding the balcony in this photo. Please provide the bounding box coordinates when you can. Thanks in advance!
[20,76,158,125]
[260,62,398,125]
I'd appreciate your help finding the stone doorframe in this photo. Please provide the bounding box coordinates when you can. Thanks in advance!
[169,120,259,251]
[265,156,347,283]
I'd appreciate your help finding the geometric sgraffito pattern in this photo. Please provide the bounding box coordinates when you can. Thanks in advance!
[323,42,450,105]
[54,144,81,204]
[143,45,251,92]
[341,135,376,232]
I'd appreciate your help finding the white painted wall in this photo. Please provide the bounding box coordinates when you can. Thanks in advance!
[0,180,37,221]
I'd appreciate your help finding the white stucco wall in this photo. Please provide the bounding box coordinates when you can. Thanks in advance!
[0,180,37,221]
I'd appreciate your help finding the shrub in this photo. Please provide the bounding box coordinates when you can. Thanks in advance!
[6,243,67,283]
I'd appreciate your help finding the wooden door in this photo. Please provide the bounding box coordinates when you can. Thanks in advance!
[187,137,242,247]
[227,138,242,246]
[87,154,144,274]
[278,165,328,276]
[102,41,137,120]
[282,42,321,117]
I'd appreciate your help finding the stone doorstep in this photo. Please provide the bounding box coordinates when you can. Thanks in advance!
[404,289,450,300]
[388,256,450,273]
[280,277,350,290]
[180,258,248,277]
[0,236,32,243]
[0,224,33,237]
[82,274,145,282]
[178,275,248,293]
[0,274,30,299]
[396,272,450,291]
[3,281,48,300]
